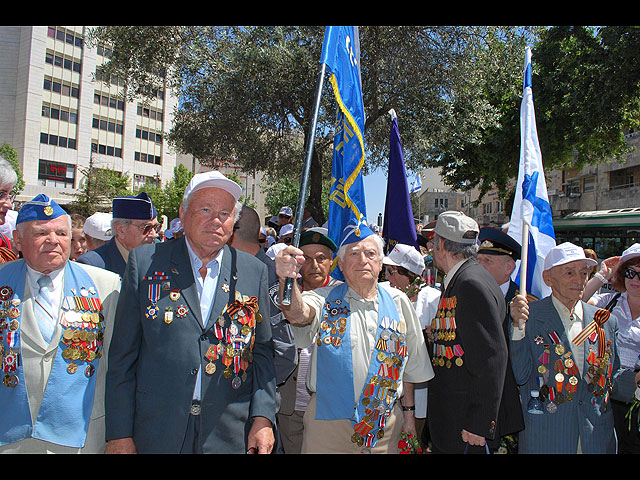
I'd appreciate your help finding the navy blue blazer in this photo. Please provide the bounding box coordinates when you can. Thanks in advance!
[510,296,621,453]
[105,238,277,453]
[76,238,126,278]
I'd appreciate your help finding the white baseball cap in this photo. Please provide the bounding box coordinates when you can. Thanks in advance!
[620,243,640,263]
[279,206,293,217]
[83,212,113,241]
[183,171,242,201]
[383,243,425,276]
[543,242,598,271]
[279,223,293,238]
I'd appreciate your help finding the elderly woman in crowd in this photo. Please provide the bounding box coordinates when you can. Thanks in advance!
[583,243,640,454]
[0,155,18,263]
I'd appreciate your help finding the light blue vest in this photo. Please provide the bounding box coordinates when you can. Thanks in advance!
[0,260,104,448]
[316,283,408,449]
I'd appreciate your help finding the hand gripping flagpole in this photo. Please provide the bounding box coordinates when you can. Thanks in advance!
[281,62,327,306]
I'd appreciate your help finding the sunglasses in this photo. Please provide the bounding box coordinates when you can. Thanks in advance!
[624,268,640,280]
[258,237,267,244]
[138,222,162,235]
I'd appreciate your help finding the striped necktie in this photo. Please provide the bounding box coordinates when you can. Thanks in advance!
[34,274,56,344]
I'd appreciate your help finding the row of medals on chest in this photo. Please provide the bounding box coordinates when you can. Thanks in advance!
[537,342,612,406]
[61,308,104,375]
[1,297,22,386]
[204,311,258,387]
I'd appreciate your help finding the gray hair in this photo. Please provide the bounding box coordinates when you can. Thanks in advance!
[336,233,385,263]
[0,155,17,190]
[111,217,131,238]
[434,232,478,259]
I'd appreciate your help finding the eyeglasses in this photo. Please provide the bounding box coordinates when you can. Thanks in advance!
[0,192,15,203]
[137,222,162,235]
[624,268,640,280]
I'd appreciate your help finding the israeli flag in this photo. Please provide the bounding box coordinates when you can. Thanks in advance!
[410,173,422,194]
[507,47,556,300]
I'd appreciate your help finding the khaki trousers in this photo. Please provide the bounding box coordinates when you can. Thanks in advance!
[301,394,403,454]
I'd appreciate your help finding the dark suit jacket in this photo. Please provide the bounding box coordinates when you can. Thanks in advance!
[427,258,508,453]
[76,237,126,278]
[493,280,525,443]
[105,238,277,453]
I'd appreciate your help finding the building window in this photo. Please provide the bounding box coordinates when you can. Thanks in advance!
[38,159,76,188]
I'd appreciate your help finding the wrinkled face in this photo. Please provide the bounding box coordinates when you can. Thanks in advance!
[338,236,383,287]
[300,244,333,288]
[180,187,236,254]
[117,218,160,250]
[14,215,71,274]
[0,184,14,225]
[543,260,591,306]
[477,253,515,285]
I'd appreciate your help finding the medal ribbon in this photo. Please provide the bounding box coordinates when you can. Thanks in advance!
[571,308,609,358]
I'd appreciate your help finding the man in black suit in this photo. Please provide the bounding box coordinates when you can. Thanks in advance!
[104,172,277,454]
[427,212,508,454]
[476,227,526,453]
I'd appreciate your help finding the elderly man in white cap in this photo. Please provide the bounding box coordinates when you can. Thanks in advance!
[509,242,622,453]
[0,194,121,453]
[104,171,277,454]
[275,222,433,453]
[82,212,113,252]
[426,211,508,454]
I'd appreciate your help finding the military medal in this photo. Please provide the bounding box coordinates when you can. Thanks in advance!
[145,304,159,320]
[164,307,174,324]
[176,305,189,318]
[169,289,181,301]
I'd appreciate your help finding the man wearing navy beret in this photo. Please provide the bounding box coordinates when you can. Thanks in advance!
[76,192,160,277]
[0,194,121,453]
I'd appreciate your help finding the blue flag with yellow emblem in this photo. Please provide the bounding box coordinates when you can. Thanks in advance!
[321,26,369,280]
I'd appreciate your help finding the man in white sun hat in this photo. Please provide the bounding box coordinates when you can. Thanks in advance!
[509,242,621,453]
[105,170,277,454]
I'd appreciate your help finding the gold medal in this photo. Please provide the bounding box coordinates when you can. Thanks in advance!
[205,361,216,375]
[67,362,78,374]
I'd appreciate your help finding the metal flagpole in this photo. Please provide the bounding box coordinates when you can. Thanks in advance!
[281,62,327,305]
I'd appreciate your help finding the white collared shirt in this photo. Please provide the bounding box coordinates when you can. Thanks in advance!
[551,296,585,376]
[184,237,224,402]
[184,236,223,326]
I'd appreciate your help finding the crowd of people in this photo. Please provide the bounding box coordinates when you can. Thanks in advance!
[0,152,638,454]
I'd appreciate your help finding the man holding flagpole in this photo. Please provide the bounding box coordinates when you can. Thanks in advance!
[274,225,433,453]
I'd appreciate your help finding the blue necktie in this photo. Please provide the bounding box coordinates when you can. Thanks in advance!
[34,275,56,344]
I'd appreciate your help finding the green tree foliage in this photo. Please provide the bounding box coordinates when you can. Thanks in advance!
[0,143,25,194]
[67,157,132,216]
[87,26,532,217]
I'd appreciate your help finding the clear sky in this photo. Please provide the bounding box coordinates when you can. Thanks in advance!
[363,168,388,222]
